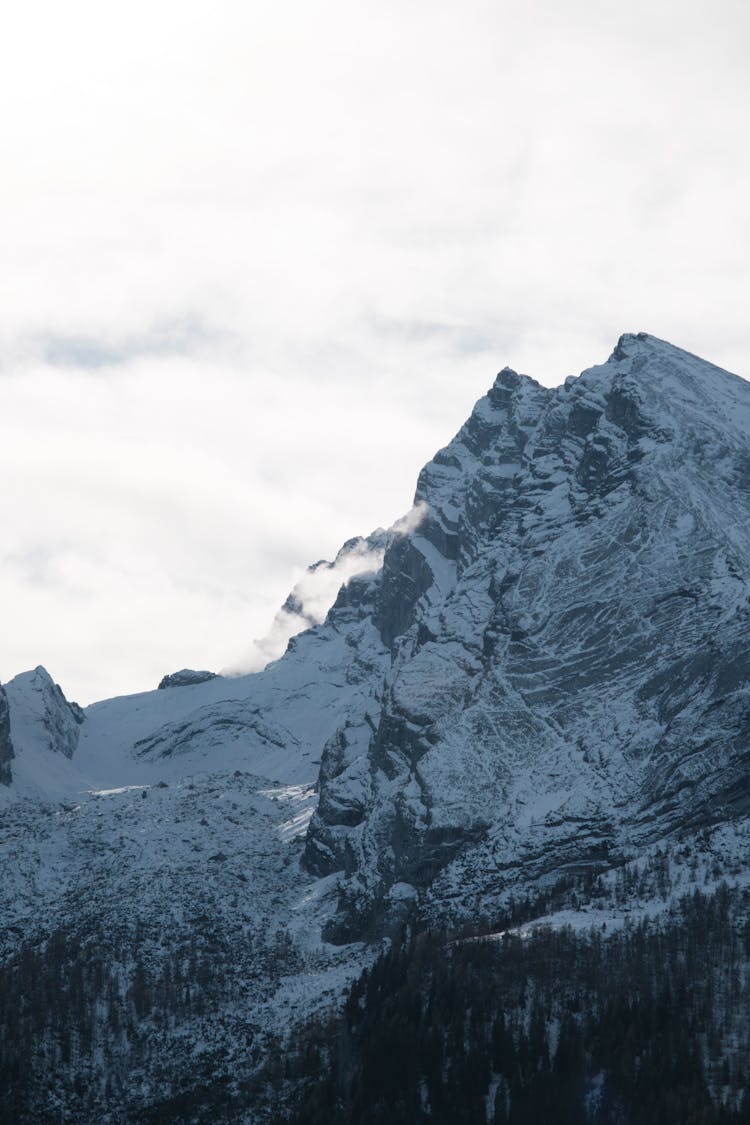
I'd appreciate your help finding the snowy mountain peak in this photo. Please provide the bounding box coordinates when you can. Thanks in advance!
[606,330,719,366]
[3,666,84,787]
[609,329,658,361]
[601,331,748,398]
[304,335,750,938]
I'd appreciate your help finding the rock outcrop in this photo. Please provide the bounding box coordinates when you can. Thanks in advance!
[158,669,218,690]
[4,666,84,762]
[0,686,14,786]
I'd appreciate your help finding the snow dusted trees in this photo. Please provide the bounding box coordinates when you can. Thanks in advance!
[280,885,750,1125]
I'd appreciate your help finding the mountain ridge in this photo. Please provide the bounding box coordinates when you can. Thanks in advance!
[302,331,750,937]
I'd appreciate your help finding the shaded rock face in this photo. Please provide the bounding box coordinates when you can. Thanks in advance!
[0,686,14,786]
[304,334,750,938]
[5,666,84,762]
[158,669,218,690]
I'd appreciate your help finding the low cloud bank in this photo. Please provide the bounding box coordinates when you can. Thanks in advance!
[391,500,428,537]
[227,503,428,675]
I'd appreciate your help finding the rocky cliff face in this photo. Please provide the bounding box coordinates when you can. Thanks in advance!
[4,666,84,763]
[305,333,750,937]
[0,686,14,786]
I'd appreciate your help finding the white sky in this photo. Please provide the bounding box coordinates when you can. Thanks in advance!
[1,0,748,703]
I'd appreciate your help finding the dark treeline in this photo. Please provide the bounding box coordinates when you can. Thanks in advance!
[1,878,749,1123]
[279,883,750,1125]
[0,912,299,1124]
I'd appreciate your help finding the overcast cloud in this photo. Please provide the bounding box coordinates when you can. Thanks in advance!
[1,0,748,702]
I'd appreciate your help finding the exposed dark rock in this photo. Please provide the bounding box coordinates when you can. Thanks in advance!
[158,669,218,690]
[0,685,14,786]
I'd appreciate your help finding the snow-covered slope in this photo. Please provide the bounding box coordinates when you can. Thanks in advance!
[0,554,390,1107]
[0,552,389,936]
